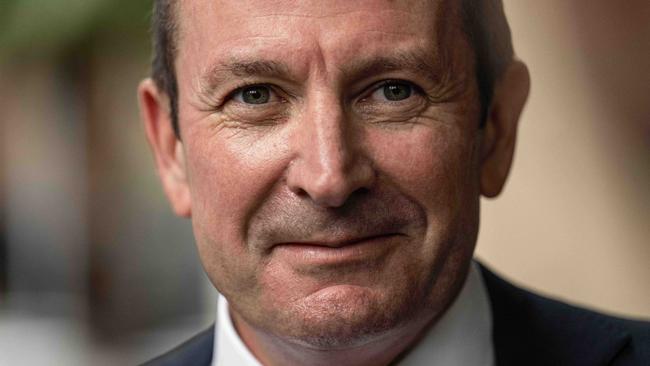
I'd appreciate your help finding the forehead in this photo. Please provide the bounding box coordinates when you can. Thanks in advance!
[175,0,465,81]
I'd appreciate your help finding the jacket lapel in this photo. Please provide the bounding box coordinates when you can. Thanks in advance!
[479,263,630,366]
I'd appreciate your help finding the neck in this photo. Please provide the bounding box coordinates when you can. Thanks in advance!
[230,308,438,366]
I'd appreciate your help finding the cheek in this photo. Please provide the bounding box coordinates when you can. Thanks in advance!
[366,124,480,286]
[182,127,291,287]
[367,124,477,215]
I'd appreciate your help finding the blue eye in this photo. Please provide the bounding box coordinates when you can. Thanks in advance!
[368,81,415,102]
[382,82,412,101]
[235,85,271,104]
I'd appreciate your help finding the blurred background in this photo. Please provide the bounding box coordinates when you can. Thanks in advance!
[0,0,648,364]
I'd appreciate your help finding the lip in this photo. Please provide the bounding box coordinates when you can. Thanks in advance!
[270,233,400,268]
[279,233,397,248]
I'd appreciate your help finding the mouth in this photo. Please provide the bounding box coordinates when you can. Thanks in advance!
[270,233,402,268]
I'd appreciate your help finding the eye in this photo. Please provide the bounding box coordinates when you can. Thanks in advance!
[233,85,272,104]
[371,81,414,102]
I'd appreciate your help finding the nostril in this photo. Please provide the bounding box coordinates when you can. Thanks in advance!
[355,187,371,196]
[293,187,309,199]
[286,156,377,208]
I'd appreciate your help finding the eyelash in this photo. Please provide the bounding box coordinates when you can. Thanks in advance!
[225,83,277,103]
[362,79,422,101]
[221,78,422,106]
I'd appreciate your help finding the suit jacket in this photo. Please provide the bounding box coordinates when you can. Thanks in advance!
[142,264,650,365]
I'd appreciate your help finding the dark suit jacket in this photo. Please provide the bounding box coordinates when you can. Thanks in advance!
[142,265,650,365]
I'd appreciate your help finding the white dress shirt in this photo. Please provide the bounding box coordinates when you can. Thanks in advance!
[213,261,494,366]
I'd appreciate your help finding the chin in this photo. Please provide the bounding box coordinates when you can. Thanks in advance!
[256,283,429,350]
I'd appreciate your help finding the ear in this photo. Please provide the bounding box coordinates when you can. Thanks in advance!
[480,60,530,198]
[138,78,192,217]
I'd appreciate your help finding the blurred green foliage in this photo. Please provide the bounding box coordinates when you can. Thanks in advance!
[0,0,153,62]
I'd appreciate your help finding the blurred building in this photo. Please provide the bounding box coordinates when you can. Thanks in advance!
[475,0,650,319]
[0,1,213,364]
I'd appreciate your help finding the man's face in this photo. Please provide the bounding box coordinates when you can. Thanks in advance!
[170,0,484,347]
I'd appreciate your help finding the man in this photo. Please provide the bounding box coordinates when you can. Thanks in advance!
[138,0,649,365]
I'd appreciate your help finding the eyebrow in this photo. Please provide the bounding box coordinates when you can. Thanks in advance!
[341,49,444,83]
[198,49,447,97]
[199,59,292,96]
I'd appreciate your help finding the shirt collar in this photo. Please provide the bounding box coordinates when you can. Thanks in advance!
[213,261,493,366]
[214,292,262,366]
[398,261,494,366]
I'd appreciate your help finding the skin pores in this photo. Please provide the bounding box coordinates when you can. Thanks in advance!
[174,0,482,353]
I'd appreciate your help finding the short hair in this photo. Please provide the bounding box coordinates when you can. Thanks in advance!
[150,0,513,137]
[151,0,179,136]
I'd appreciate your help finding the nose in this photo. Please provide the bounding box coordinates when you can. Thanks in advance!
[286,93,375,208]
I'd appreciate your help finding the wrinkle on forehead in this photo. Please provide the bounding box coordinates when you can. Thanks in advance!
[179,0,470,98]
[177,0,459,41]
